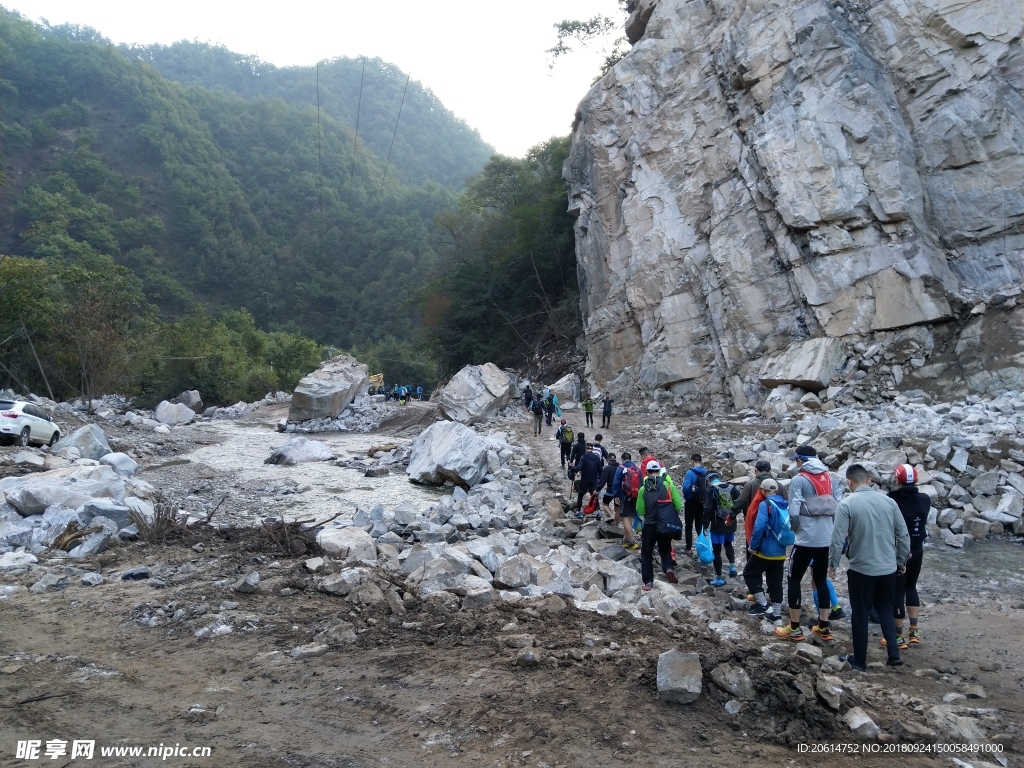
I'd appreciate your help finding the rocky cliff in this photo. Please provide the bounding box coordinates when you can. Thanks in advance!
[565,0,1024,411]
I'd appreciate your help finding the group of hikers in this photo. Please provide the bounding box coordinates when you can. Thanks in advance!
[524,384,613,435]
[377,384,423,405]
[553,427,928,671]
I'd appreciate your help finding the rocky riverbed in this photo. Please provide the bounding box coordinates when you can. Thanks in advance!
[1,384,1023,767]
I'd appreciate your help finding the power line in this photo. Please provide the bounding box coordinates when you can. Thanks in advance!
[350,57,366,185]
[379,73,411,198]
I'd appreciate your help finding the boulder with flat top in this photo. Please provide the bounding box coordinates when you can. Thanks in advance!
[288,355,369,422]
[437,363,514,425]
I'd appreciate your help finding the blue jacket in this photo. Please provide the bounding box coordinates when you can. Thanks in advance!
[748,495,790,558]
[682,466,708,501]
[612,461,636,498]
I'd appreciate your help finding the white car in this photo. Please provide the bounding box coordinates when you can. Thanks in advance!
[0,400,61,447]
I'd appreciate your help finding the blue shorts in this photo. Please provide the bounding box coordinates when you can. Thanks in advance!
[710,531,734,545]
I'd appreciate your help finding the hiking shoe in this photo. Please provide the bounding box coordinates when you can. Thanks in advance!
[907,628,921,645]
[641,583,653,592]
[710,577,726,587]
[665,570,678,584]
[881,636,909,650]
[829,605,846,621]
[775,625,805,642]
[838,654,866,672]
[683,549,693,557]
[728,566,737,578]
[812,624,834,642]
[748,602,770,616]
[887,658,905,667]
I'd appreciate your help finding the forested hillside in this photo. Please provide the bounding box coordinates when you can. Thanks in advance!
[0,7,578,402]
[0,9,486,344]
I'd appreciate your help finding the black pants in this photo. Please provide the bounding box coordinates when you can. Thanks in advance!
[683,500,702,550]
[641,527,675,584]
[788,545,829,614]
[893,548,923,619]
[576,481,597,511]
[545,409,553,426]
[602,411,611,428]
[713,540,735,576]
[559,442,572,467]
[743,556,784,604]
[585,412,594,427]
[848,569,900,668]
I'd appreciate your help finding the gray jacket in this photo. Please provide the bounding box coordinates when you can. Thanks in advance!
[829,486,911,576]
[788,458,841,548]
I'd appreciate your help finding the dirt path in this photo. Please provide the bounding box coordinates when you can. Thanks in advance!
[1,410,1022,767]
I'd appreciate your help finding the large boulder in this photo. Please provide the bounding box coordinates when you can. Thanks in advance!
[406,421,496,487]
[0,465,125,517]
[657,650,703,704]
[52,424,112,461]
[100,452,138,477]
[548,373,581,404]
[316,527,377,560]
[288,355,369,422]
[264,437,335,466]
[171,389,204,413]
[758,338,849,391]
[154,401,196,426]
[437,363,514,425]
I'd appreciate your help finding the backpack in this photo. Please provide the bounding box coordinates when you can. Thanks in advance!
[561,425,574,444]
[531,400,544,416]
[766,498,796,546]
[583,492,599,515]
[644,476,682,538]
[693,469,710,508]
[623,465,643,500]
[799,471,838,518]
[710,479,736,521]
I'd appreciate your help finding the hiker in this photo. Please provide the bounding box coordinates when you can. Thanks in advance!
[776,445,841,644]
[612,451,641,550]
[416,385,423,401]
[524,385,534,412]
[531,397,544,435]
[570,442,603,515]
[637,461,682,590]
[638,446,659,475]
[544,394,555,426]
[745,478,790,621]
[551,393,560,418]
[569,433,587,466]
[601,391,614,428]
[703,470,740,586]
[583,395,595,427]
[593,433,609,460]
[681,454,708,556]
[596,452,619,521]
[830,464,910,671]
[555,419,574,467]
[398,386,408,406]
[888,464,930,648]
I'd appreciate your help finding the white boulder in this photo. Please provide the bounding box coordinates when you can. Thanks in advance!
[406,421,498,487]
[548,373,581,404]
[288,355,369,423]
[759,338,848,390]
[264,437,335,466]
[316,526,377,560]
[100,452,139,477]
[171,389,204,413]
[437,363,514,425]
[52,424,112,461]
[154,401,196,426]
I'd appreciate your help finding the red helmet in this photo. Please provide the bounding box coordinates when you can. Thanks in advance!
[894,464,917,484]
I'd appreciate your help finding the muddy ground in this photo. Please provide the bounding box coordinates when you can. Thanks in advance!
[1,408,1023,767]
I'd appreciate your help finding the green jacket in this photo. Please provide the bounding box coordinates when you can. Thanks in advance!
[583,398,595,413]
[636,473,682,520]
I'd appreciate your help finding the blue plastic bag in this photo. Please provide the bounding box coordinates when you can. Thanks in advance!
[695,528,714,564]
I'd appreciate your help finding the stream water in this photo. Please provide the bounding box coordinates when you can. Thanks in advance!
[181,421,446,525]
[923,536,1024,589]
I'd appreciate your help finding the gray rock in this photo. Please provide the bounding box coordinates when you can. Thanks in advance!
[969,471,1000,496]
[76,498,132,530]
[795,645,824,666]
[233,571,260,593]
[515,648,543,668]
[816,674,845,710]
[316,527,377,560]
[154,401,196,426]
[0,551,38,569]
[493,555,532,589]
[99,452,139,477]
[80,572,104,586]
[52,424,112,461]
[709,663,755,700]
[436,363,514,425]
[318,569,367,596]
[264,437,334,465]
[30,572,64,593]
[950,448,970,473]
[290,643,329,659]
[406,421,508,488]
[171,389,204,413]
[657,650,702,704]
[759,339,849,391]
[844,707,881,739]
[121,566,151,580]
[288,355,369,422]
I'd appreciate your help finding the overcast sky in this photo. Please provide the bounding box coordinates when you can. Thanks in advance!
[5,0,625,157]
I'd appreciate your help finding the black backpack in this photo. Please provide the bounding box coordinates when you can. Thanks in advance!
[531,401,544,416]
[696,470,714,511]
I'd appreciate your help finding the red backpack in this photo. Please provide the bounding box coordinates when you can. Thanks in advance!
[623,465,643,500]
